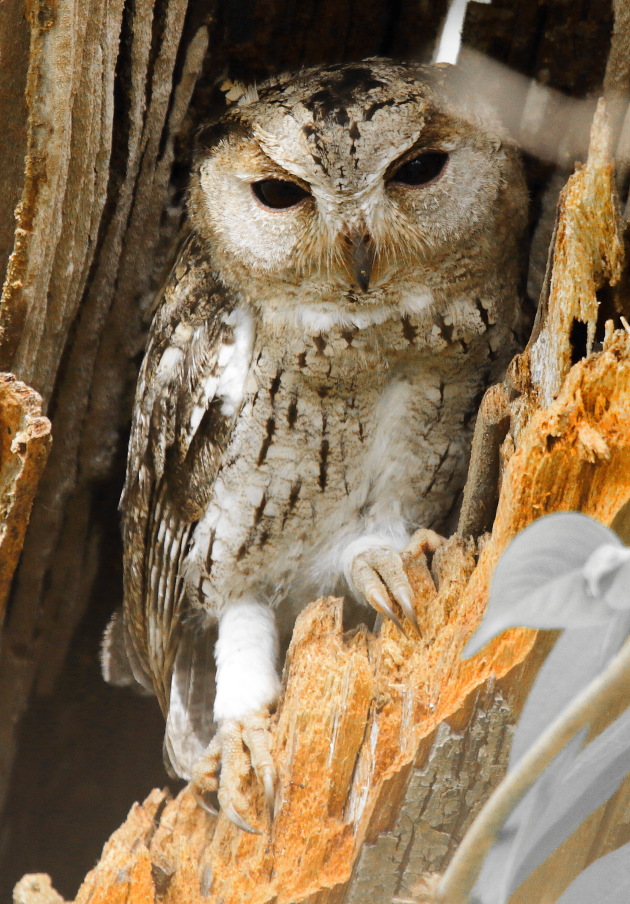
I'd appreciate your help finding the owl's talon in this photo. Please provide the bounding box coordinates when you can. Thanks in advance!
[351,548,419,634]
[403,528,446,597]
[369,585,406,633]
[372,554,419,634]
[395,584,421,635]
[242,709,277,817]
[223,801,260,835]
[190,784,219,816]
[404,528,446,560]
[262,766,276,817]
[192,711,275,831]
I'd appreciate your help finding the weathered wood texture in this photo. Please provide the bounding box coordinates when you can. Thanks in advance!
[0,0,201,817]
[423,96,630,904]
[13,874,65,904]
[0,376,50,622]
[497,99,630,895]
[0,0,29,286]
[13,604,541,904]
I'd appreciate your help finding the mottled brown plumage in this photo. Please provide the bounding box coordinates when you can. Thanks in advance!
[101,59,528,829]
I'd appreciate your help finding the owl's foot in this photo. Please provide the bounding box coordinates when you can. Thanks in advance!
[350,529,445,635]
[404,527,445,562]
[191,710,275,834]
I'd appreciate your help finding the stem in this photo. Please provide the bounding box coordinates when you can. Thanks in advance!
[437,633,630,904]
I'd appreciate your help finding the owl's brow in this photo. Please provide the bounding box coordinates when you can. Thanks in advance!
[243,146,313,190]
[382,121,454,180]
[195,117,250,153]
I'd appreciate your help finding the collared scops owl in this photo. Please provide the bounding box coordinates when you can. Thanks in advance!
[102,58,527,831]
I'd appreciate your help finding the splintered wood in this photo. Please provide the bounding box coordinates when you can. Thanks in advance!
[14,97,630,904]
[529,100,625,406]
[0,375,50,622]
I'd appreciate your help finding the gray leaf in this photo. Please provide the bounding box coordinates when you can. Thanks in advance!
[556,843,630,904]
[507,704,630,895]
[464,571,610,657]
[583,546,630,599]
[463,513,621,657]
[472,734,585,904]
[509,617,629,767]
[603,560,630,610]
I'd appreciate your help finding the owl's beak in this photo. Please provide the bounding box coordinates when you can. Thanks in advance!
[347,231,375,292]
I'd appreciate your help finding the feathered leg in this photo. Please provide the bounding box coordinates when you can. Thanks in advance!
[192,600,280,831]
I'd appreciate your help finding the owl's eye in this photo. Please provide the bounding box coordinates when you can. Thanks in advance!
[391,151,448,187]
[252,179,310,210]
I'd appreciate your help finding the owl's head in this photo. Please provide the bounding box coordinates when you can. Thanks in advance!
[189,59,527,330]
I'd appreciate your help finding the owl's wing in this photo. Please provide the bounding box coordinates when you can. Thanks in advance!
[104,232,253,776]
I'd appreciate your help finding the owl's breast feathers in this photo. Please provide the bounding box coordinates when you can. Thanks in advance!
[120,229,514,707]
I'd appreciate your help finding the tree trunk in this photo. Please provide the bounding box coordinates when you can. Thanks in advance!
[1,1,629,901]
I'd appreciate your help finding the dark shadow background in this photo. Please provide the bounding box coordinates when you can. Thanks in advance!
[0,465,170,899]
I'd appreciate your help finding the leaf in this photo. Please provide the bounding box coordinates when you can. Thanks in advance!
[509,617,630,767]
[556,843,630,903]
[601,559,630,610]
[471,734,586,904]
[463,513,623,657]
[507,704,630,895]
[583,546,630,601]
[472,704,630,904]
[458,516,630,904]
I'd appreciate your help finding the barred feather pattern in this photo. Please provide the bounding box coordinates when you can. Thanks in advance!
[105,58,528,780]
[120,229,514,730]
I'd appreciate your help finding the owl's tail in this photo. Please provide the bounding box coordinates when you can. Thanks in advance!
[100,608,153,696]
[163,618,217,781]
[102,607,217,781]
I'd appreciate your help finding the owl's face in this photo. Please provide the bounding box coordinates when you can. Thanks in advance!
[189,60,526,329]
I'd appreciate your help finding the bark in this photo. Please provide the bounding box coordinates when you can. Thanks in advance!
[0,0,204,818]
[0,376,50,623]
[1,0,629,901]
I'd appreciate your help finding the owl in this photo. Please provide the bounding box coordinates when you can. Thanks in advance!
[102,59,527,832]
